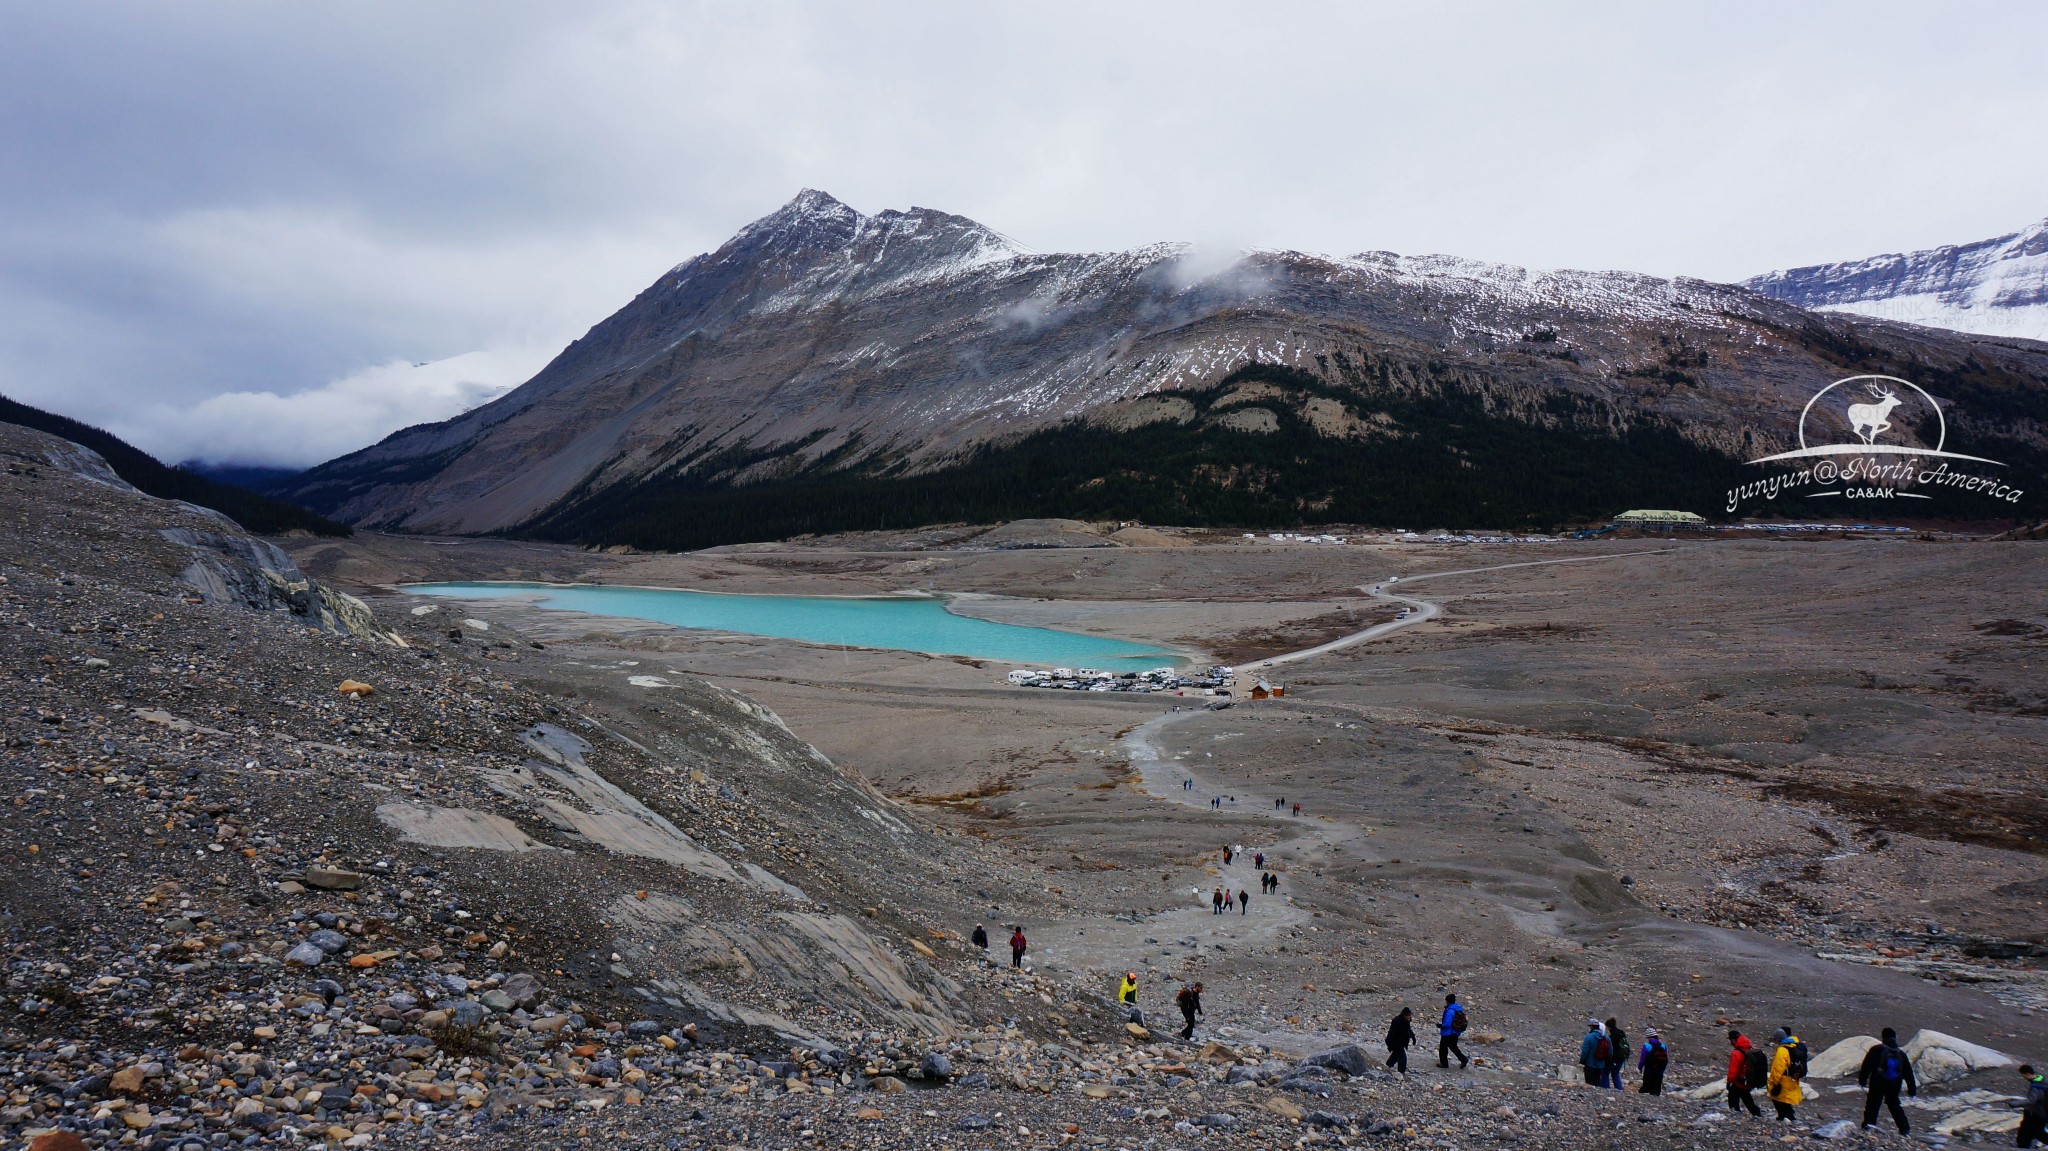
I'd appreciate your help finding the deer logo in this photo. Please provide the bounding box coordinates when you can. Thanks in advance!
[1845,384,1903,445]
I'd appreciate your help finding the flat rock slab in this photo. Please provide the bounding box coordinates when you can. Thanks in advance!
[301,867,364,891]
[376,801,554,852]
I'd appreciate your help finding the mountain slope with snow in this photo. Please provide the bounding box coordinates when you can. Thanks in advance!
[1745,219,2048,342]
[272,192,2048,542]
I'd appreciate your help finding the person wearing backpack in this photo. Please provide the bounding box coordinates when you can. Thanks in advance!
[1385,1006,1415,1074]
[1175,982,1204,1040]
[1856,1028,1917,1133]
[1767,1027,1807,1121]
[1579,1020,1610,1086]
[1438,993,1469,1069]
[1638,1029,1670,1095]
[2016,1064,2047,1148]
[1725,1031,1763,1116]
[1604,1018,1629,1089]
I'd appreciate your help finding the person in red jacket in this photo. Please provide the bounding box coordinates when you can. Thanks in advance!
[1009,927,1027,969]
[1726,1031,1762,1116]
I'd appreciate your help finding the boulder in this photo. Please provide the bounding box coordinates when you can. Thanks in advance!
[336,680,374,697]
[304,929,348,953]
[1124,1023,1150,1040]
[1814,1120,1859,1139]
[920,1052,952,1082]
[1296,1044,1372,1077]
[445,1000,486,1029]
[1198,1041,1240,1064]
[1904,1030,2015,1083]
[1806,1035,1880,1079]
[302,867,363,891]
[868,1075,907,1093]
[1262,1097,1304,1120]
[29,1132,90,1151]
[283,943,326,967]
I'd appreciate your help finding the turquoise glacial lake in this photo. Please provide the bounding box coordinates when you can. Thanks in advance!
[404,582,1183,671]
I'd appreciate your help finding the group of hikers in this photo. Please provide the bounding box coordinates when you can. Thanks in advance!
[968,923,1032,970]
[1374,997,2047,1141]
[983,922,2045,1142]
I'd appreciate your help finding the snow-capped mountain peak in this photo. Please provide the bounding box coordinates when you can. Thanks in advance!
[1745,217,2048,342]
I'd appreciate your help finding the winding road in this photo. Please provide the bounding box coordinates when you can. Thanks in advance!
[1050,548,1680,1049]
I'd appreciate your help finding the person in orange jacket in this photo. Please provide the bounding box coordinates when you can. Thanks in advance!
[1726,1031,1762,1116]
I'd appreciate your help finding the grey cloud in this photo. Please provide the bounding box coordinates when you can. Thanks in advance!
[1,2,2043,465]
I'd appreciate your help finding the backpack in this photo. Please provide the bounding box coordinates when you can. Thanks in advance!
[1742,1047,1769,1089]
[1593,1036,1611,1064]
[1451,1007,1468,1033]
[1875,1047,1906,1082]
[1644,1041,1669,1072]
[1786,1040,1809,1080]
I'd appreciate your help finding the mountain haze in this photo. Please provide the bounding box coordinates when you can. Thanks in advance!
[275,192,2048,544]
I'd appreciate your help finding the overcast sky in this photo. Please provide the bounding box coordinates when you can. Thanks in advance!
[3,2,2044,467]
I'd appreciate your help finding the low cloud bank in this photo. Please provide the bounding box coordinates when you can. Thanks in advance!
[123,345,548,468]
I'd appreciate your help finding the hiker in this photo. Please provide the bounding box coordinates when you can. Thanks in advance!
[1254,852,1265,868]
[1292,803,1302,817]
[1579,1020,1610,1086]
[1009,926,1027,969]
[1605,1017,1628,1089]
[1438,993,1469,1069]
[1211,887,1225,915]
[1726,1031,1763,1115]
[2017,1064,2047,1148]
[1766,1027,1806,1121]
[1856,1027,1917,1134]
[1118,971,1139,1005]
[1638,1028,1669,1095]
[970,924,988,951]
[1385,1007,1415,1074]
[1222,845,1232,865]
[1275,797,1284,810]
[1237,887,1249,914]
[1176,982,1204,1040]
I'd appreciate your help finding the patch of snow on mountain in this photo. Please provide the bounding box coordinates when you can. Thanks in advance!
[1746,219,2048,342]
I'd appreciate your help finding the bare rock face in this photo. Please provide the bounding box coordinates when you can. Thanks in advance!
[274,190,2048,544]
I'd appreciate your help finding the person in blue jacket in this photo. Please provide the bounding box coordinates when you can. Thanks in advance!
[1438,993,1469,1069]
[1579,1020,1609,1086]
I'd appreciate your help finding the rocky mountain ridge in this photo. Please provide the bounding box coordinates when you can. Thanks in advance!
[1746,217,2048,342]
[273,192,2048,544]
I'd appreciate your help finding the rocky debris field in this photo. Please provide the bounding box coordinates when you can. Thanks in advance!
[0,422,1090,1148]
[6,419,2046,1151]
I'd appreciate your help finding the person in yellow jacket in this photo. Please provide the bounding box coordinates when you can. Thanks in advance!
[1118,972,1139,1005]
[1767,1027,1808,1121]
